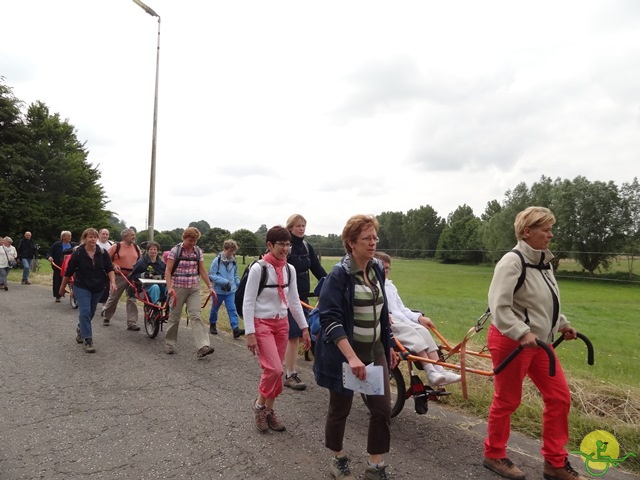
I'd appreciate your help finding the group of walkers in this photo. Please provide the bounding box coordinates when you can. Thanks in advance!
[8,206,588,480]
[0,232,38,290]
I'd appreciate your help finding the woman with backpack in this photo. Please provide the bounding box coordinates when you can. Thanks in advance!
[243,226,310,433]
[483,207,586,480]
[283,214,326,391]
[207,239,244,338]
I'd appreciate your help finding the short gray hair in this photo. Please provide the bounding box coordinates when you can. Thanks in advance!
[120,228,135,239]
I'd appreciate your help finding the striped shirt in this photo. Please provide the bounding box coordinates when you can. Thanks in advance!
[351,261,385,363]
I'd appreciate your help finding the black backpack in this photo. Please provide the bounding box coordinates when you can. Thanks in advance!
[235,260,290,318]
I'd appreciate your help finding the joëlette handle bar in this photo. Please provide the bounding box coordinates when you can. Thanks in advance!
[493,339,556,377]
[553,332,594,365]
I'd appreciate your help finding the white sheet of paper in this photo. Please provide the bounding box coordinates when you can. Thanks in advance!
[342,362,384,395]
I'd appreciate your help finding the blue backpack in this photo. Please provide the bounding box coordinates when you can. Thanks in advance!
[307,277,325,343]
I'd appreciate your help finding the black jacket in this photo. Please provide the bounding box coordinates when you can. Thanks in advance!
[17,238,37,260]
[287,234,326,300]
[65,245,114,293]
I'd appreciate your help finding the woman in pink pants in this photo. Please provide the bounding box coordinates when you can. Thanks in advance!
[242,225,310,433]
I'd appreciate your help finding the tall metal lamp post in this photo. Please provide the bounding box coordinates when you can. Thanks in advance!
[132,0,160,242]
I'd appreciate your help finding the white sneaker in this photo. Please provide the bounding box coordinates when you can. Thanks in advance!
[440,371,462,385]
[427,371,446,386]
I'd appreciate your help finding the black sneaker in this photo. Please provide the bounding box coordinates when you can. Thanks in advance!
[75,327,83,344]
[233,327,245,338]
[127,325,140,331]
[209,324,218,335]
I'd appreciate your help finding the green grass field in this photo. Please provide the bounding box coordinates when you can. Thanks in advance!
[18,253,640,472]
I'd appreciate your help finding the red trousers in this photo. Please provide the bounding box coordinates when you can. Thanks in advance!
[484,325,571,468]
[254,317,289,399]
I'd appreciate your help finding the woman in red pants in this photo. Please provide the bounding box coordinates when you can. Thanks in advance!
[483,206,586,480]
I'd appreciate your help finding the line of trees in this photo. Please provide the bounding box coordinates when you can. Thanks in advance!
[134,175,639,277]
[1,80,109,248]
[2,79,639,276]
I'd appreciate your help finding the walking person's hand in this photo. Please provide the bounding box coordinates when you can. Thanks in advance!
[349,357,367,381]
[301,329,311,351]
[247,334,258,356]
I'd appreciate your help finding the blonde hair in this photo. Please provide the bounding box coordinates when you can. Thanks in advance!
[223,239,238,251]
[286,214,306,231]
[514,207,556,240]
[342,214,379,254]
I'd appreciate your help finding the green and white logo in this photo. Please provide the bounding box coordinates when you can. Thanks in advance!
[570,430,637,477]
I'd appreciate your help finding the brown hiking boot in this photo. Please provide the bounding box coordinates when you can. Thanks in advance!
[253,400,268,432]
[543,460,587,480]
[483,457,526,480]
[266,409,286,431]
[196,345,214,359]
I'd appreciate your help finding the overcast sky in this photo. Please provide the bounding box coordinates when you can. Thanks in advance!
[2,1,639,236]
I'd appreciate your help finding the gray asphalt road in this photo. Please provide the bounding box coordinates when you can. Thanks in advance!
[1,282,637,480]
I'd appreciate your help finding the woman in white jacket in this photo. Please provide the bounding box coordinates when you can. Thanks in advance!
[1,236,18,290]
[482,207,586,480]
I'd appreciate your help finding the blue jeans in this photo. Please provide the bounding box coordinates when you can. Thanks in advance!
[208,291,239,329]
[0,267,8,285]
[21,258,31,281]
[74,286,103,340]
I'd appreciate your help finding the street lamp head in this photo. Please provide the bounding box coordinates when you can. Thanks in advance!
[132,0,159,17]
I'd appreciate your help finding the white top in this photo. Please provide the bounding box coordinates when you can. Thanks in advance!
[0,245,17,268]
[384,279,421,324]
[242,261,308,335]
[97,240,113,251]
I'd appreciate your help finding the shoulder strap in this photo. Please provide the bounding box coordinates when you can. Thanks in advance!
[303,240,310,256]
[510,249,527,293]
[114,242,121,259]
[256,259,269,296]
[258,260,290,294]
[170,243,183,275]
[215,254,222,275]
[510,249,552,293]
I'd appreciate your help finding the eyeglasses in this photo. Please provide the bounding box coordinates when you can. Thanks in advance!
[274,242,291,248]
[359,236,379,244]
